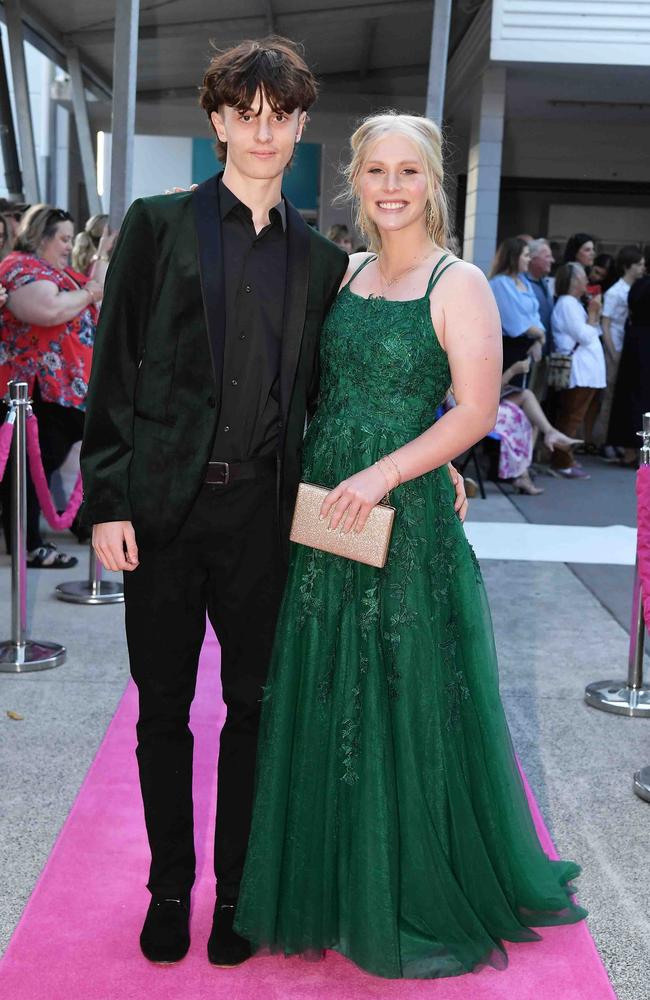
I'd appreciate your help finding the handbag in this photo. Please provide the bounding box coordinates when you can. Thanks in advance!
[547,345,578,390]
[289,482,396,568]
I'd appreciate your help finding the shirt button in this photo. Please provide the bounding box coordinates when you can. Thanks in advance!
[239,332,246,340]
[244,284,252,293]
[231,378,238,386]
[224,425,230,433]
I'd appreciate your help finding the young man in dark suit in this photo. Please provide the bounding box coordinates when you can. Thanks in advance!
[81,37,348,968]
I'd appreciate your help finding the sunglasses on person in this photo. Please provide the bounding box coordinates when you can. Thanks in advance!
[46,208,73,224]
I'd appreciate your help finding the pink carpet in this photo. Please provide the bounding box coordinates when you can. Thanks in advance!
[0,625,616,999]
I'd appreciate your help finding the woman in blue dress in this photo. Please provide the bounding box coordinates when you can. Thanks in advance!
[489,237,546,386]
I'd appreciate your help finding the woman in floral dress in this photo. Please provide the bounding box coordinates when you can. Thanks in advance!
[0,205,112,566]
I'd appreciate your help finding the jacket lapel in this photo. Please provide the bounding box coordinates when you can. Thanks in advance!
[280,201,311,423]
[192,174,225,394]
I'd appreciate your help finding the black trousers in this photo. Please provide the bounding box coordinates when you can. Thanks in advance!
[1,389,85,552]
[123,472,284,901]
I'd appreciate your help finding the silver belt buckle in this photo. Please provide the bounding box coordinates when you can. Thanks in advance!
[209,461,230,485]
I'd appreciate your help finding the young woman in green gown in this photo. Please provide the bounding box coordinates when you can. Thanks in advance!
[235,112,587,980]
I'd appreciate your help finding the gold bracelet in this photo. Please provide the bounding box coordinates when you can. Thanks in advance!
[376,455,400,492]
[382,453,402,486]
[375,459,394,493]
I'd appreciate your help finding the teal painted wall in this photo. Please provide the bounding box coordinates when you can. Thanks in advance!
[191,138,320,213]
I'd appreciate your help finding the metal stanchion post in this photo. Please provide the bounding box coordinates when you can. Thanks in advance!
[585,413,650,716]
[55,544,124,605]
[0,382,66,672]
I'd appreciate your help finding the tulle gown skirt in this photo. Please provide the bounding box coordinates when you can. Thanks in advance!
[234,413,586,980]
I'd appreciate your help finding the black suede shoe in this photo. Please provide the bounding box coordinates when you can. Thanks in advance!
[207,901,251,967]
[140,895,190,964]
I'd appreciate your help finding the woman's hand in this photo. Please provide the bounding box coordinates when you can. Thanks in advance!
[84,279,103,305]
[511,358,531,377]
[447,463,469,522]
[588,296,602,324]
[320,464,389,534]
[0,282,7,309]
[97,225,118,259]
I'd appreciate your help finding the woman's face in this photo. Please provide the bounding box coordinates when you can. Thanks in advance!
[576,241,595,267]
[570,264,588,296]
[359,134,429,240]
[589,263,607,283]
[39,221,74,271]
[517,245,531,273]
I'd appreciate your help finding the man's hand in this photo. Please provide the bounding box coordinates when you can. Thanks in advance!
[93,521,139,572]
[527,341,543,363]
[448,463,469,522]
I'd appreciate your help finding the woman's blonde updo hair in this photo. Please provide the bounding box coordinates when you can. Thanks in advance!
[342,112,452,254]
[71,213,108,274]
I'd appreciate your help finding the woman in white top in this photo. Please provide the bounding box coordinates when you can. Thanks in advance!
[550,262,605,479]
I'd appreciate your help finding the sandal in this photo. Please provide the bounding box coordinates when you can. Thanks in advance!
[27,542,78,569]
[512,472,544,495]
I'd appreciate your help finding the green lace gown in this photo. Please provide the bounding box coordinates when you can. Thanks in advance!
[235,254,586,979]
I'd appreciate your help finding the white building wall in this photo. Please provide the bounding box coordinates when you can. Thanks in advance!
[491,0,650,65]
[99,134,192,207]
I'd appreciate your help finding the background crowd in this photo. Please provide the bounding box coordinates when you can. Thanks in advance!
[0,196,646,568]
[487,230,647,494]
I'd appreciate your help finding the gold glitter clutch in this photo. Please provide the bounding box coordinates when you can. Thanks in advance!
[289,482,396,568]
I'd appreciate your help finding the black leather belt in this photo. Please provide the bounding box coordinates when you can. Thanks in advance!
[204,455,277,485]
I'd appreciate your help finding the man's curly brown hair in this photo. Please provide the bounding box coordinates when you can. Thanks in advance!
[199,36,318,163]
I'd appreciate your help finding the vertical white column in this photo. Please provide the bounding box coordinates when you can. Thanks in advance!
[53,101,70,210]
[109,0,140,227]
[462,66,506,274]
[425,0,452,126]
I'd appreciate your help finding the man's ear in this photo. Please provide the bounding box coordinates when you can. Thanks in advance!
[296,110,308,143]
[210,110,227,143]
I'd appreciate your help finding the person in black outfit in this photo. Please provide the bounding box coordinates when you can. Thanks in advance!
[80,37,341,969]
[608,274,650,465]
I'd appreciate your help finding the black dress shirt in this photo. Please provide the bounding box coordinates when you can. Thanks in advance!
[210,174,288,463]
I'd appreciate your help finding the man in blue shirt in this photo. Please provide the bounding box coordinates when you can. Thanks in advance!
[525,238,555,344]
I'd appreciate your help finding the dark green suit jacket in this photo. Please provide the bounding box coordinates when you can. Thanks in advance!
[80,174,348,553]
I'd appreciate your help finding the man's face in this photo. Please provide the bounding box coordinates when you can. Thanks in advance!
[530,244,554,276]
[630,258,646,281]
[211,90,306,182]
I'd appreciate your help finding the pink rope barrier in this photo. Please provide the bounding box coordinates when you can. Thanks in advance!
[26,413,83,531]
[0,415,15,482]
[636,465,650,631]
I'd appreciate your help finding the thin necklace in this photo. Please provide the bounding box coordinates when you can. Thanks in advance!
[376,251,435,293]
